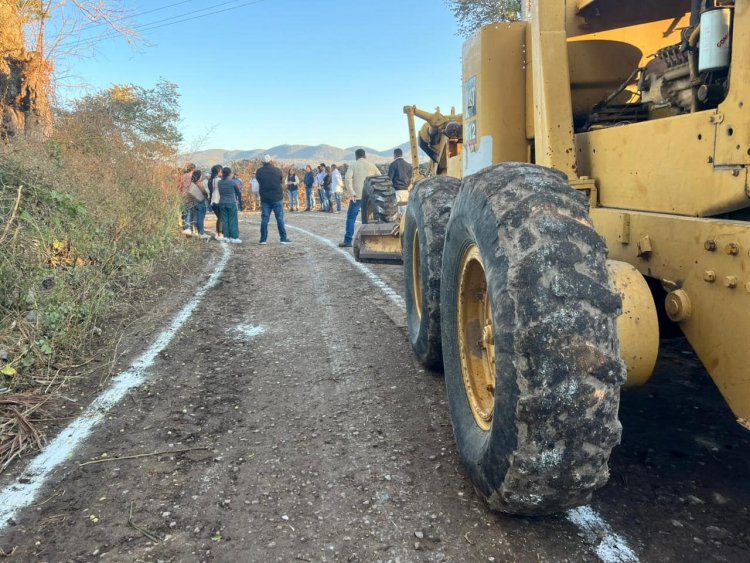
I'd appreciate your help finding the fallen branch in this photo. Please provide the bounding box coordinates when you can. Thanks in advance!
[79,446,208,467]
[127,502,162,543]
[0,185,23,245]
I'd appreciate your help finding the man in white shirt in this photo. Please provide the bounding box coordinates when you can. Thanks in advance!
[340,149,380,247]
[330,164,344,213]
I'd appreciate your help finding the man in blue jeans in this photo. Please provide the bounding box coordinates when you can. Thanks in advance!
[255,154,292,245]
[340,149,381,247]
[303,164,315,211]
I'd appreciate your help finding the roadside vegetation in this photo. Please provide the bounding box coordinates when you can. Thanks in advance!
[0,79,185,470]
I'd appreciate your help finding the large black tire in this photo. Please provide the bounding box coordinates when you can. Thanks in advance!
[440,163,626,515]
[361,175,399,224]
[403,176,460,371]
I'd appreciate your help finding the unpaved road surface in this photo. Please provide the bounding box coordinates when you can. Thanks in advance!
[1,212,749,562]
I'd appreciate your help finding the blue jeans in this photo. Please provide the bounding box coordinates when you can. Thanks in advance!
[218,202,239,239]
[211,203,222,235]
[325,188,334,212]
[195,201,207,235]
[334,192,342,212]
[260,201,288,242]
[289,189,299,210]
[344,200,362,244]
[182,200,195,231]
[305,187,314,210]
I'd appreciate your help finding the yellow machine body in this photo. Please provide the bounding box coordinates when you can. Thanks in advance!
[455,1,750,423]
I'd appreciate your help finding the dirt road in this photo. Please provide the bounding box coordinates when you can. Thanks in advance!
[1,212,749,562]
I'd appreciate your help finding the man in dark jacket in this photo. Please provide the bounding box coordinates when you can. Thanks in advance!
[256,155,292,244]
[303,165,316,211]
[388,148,413,190]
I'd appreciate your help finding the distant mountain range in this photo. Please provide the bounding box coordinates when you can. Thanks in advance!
[184,142,421,167]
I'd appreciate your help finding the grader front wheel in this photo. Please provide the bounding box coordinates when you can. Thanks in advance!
[361,175,398,224]
[441,163,627,515]
[403,176,459,371]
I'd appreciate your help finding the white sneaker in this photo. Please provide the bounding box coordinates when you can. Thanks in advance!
[199,233,211,239]
[182,229,192,236]
[258,241,268,245]
[230,238,242,244]
[280,240,293,245]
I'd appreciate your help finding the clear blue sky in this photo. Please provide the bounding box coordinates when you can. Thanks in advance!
[52,0,465,152]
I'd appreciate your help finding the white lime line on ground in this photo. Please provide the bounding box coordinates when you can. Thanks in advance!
[567,506,639,562]
[286,224,405,311]
[0,244,233,531]
[231,324,266,341]
[289,224,638,563]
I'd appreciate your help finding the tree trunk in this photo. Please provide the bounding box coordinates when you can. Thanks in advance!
[0,2,53,139]
[0,52,53,138]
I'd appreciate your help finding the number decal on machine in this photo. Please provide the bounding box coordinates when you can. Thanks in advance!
[466,76,477,118]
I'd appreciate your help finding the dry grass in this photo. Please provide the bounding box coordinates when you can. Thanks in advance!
[0,130,183,471]
[0,393,47,472]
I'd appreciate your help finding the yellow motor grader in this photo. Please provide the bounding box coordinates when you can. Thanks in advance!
[353,106,463,261]
[397,0,749,515]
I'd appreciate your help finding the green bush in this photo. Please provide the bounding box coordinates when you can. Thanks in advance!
[0,80,184,390]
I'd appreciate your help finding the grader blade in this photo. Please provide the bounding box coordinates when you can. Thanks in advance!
[353,223,402,263]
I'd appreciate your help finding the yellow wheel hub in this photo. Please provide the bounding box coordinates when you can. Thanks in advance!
[412,229,423,321]
[458,245,496,431]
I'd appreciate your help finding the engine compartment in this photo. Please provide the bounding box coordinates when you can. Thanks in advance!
[575,1,734,132]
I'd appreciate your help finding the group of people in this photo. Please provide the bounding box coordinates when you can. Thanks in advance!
[282,162,343,213]
[179,163,244,243]
[178,147,412,247]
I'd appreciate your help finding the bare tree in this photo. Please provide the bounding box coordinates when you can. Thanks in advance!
[445,0,523,36]
[0,0,140,138]
[18,0,140,60]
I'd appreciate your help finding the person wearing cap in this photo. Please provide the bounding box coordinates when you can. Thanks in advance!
[340,148,380,247]
[255,154,292,245]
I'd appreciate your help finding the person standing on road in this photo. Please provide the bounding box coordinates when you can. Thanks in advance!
[180,163,196,235]
[303,164,315,211]
[388,148,413,191]
[330,164,343,213]
[322,165,333,212]
[315,163,328,212]
[286,168,300,212]
[216,167,242,244]
[207,164,224,238]
[233,174,245,213]
[256,154,292,245]
[340,148,380,247]
[251,172,261,211]
[189,169,210,239]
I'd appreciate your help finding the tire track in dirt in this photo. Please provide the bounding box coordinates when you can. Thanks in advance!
[285,218,639,563]
[0,244,233,533]
[1,216,606,561]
